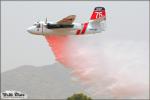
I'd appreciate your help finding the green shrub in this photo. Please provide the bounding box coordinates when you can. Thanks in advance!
[67,93,92,100]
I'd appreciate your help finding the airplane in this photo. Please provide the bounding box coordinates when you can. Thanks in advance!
[27,7,106,35]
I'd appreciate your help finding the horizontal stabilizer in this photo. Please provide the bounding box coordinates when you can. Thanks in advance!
[89,16,106,32]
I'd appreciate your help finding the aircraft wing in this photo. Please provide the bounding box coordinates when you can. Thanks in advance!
[57,15,76,25]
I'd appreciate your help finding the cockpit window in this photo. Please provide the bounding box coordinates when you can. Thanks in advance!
[33,24,36,26]
[36,23,40,28]
[33,23,40,28]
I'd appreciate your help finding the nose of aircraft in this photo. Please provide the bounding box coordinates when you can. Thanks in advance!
[27,27,32,33]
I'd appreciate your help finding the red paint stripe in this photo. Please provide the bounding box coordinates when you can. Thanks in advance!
[76,29,81,35]
[81,23,88,34]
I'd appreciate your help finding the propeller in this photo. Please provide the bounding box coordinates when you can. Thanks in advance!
[43,17,48,28]
[45,17,47,24]
[36,21,40,31]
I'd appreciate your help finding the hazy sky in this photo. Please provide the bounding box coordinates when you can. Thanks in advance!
[1,1,149,72]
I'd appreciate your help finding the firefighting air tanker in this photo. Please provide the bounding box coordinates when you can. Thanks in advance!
[27,7,106,35]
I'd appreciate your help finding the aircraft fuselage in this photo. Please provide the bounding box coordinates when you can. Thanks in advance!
[27,21,105,36]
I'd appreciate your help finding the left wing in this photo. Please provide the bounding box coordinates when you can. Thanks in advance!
[57,15,76,25]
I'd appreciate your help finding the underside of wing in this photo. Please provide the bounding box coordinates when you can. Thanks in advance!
[57,15,76,25]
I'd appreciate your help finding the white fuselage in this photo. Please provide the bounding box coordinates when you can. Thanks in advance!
[27,21,105,35]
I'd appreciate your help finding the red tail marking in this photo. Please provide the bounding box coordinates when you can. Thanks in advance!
[90,10,105,20]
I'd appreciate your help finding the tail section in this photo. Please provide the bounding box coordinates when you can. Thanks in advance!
[76,7,106,35]
[90,7,106,20]
[89,7,106,32]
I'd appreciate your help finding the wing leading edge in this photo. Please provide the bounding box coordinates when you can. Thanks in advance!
[57,15,76,25]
